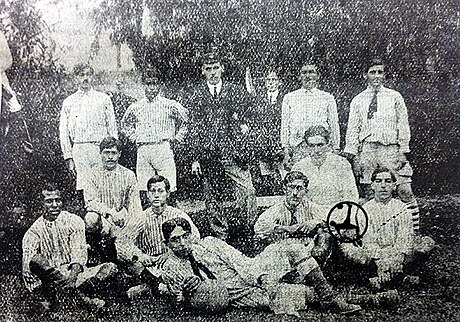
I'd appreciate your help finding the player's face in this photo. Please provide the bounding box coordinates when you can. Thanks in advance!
[372,172,396,201]
[145,79,161,101]
[365,65,385,88]
[299,64,319,89]
[101,147,120,170]
[202,62,223,85]
[148,181,169,208]
[306,135,329,160]
[166,226,193,258]
[265,71,280,92]
[285,179,307,209]
[42,190,63,221]
[76,67,93,90]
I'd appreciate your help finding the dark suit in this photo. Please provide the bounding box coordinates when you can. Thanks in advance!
[187,81,257,240]
[249,90,285,196]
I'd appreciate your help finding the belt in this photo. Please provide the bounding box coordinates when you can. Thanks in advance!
[73,141,99,145]
[363,142,399,148]
[137,139,170,147]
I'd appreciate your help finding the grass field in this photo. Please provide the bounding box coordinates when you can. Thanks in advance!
[1,194,459,322]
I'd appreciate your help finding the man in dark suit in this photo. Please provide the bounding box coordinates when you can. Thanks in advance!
[250,69,285,196]
[187,52,256,241]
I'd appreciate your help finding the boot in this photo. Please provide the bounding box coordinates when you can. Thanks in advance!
[305,267,361,315]
[347,290,400,307]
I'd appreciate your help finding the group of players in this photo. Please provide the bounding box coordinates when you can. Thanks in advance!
[20,51,436,316]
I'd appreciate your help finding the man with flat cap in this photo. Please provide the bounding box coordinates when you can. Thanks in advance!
[187,51,256,241]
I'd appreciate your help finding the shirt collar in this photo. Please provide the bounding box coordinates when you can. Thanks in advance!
[207,81,222,95]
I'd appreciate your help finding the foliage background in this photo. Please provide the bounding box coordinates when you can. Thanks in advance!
[0,0,459,216]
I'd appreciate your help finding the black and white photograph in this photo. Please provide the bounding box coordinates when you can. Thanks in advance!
[0,0,459,321]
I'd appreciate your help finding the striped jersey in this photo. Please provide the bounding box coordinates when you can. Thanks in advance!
[59,89,118,159]
[281,88,340,150]
[84,164,141,218]
[22,211,87,291]
[121,96,188,144]
[362,198,414,258]
[344,86,411,155]
[116,205,200,261]
[254,200,325,240]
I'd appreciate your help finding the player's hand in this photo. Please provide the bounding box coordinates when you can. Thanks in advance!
[296,221,319,235]
[240,124,250,134]
[174,132,185,144]
[397,153,408,169]
[56,273,78,291]
[274,224,299,235]
[139,254,157,267]
[191,161,202,176]
[67,159,77,177]
[182,275,201,294]
[110,210,125,228]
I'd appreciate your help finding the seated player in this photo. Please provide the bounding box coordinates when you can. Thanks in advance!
[22,183,118,310]
[161,217,361,316]
[116,175,200,297]
[339,167,435,289]
[292,125,359,208]
[84,137,142,264]
[254,171,331,262]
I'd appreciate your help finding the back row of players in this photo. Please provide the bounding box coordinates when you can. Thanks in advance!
[21,53,435,314]
[59,53,420,238]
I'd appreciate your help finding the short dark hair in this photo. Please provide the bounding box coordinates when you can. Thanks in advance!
[147,174,171,192]
[202,52,221,65]
[283,171,309,188]
[162,217,192,241]
[363,58,385,73]
[300,58,319,70]
[41,182,61,197]
[99,137,122,153]
[264,67,279,78]
[73,63,94,76]
[370,167,397,183]
[303,125,330,143]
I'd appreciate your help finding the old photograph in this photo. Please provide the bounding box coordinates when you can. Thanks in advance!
[0,0,459,321]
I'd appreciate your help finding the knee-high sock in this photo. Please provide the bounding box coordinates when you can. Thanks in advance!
[405,199,420,233]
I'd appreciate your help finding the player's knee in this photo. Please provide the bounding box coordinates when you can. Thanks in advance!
[85,212,102,232]
[30,255,51,275]
[398,183,414,202]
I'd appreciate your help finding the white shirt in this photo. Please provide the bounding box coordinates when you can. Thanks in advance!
[207,80,222,97]
[281,87,340,150]
[59,88,118,159]
[122,95,188,144]
[292,153,359,207]
[344,86,411,155]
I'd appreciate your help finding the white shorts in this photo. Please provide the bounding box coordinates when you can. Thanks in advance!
[72,143,101,191]
[137,141,176,192]
[358,143,413,185]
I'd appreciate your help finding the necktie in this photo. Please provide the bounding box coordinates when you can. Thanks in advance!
[188,254,216,281]
[289,209,298,226]
[213,86,217,97]
[367,90,378,119]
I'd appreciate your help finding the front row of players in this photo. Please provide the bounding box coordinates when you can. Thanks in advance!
[22,140,435,316]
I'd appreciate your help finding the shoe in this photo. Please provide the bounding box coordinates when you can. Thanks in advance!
[369,277,382,291]
[403,275,420,287]
[323,295,361,315]
[348,290,400,307]
[127,284,150,300]
[81,295,106,311]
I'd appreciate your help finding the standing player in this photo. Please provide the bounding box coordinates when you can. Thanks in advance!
[344,58,420,232]
[59,64,118,192]
[122,73,188,207]
[281,61,340,167]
